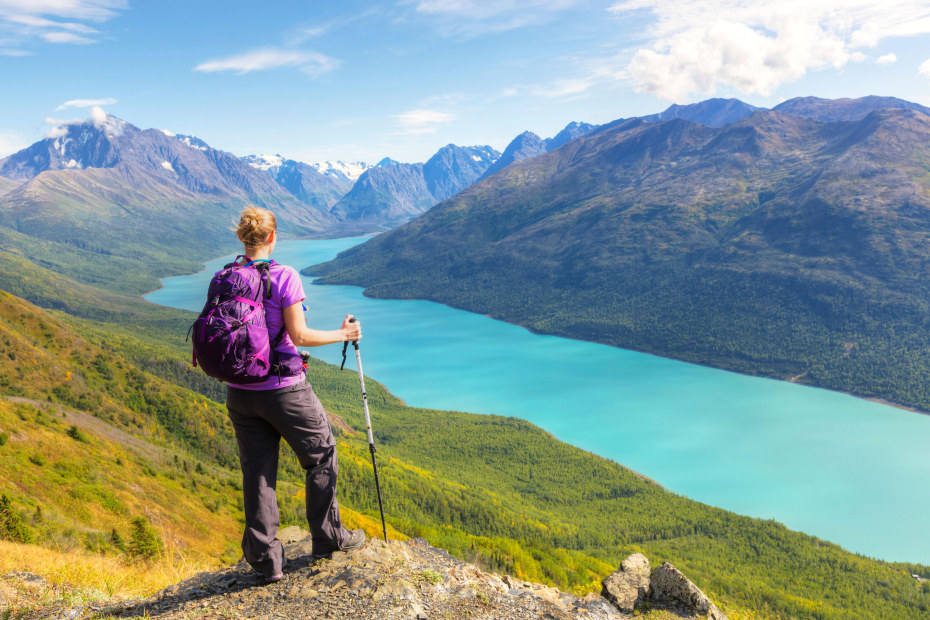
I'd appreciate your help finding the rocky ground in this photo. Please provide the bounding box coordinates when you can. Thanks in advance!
[3,527,728,620]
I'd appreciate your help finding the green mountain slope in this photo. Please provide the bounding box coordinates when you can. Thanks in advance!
[311,106,930,412]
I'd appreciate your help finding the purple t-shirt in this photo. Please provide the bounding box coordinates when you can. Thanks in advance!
[227,262,306,391]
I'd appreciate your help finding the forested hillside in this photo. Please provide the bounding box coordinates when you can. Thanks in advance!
[312,103,930,413]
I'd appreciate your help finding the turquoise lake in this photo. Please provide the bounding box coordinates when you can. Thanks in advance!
[146,237,930,565]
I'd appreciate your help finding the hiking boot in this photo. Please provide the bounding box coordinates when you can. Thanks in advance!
[263,572,284,585]
[342,528,366,552]
[311,528,366,560]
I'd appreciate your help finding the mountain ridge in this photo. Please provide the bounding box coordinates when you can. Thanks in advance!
[310,99,930,414]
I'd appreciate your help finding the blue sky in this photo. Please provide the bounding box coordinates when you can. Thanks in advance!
[2,0,930,164]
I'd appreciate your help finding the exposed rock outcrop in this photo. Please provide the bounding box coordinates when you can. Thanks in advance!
[600,554,729,620]
[11,531,727,619]
[649,562,728,620]
[601,552,650,612]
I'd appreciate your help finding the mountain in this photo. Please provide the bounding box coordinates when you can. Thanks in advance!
[643,97,761,127]
[242,154,351,213]
[329,144,500,229]
[477,122,596,182]
[309,160,372,184]
[0,112,334,271]
[311,100,930,414]
[329,161,430,225]
[546,121,597,150]
[773,95,930,121]
[0,175,19,196]
[477,131,547,181]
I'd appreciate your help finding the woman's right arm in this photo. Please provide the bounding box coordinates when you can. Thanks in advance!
[282,303,361,348]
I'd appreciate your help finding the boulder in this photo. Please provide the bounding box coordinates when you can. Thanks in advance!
[601,552,650,612]
[650,562,728,620]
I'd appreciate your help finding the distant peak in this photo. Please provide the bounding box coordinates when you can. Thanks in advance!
[242,153,286,170]
[175,134,210,151]
[376,157,400,167]
[45,105,129,141]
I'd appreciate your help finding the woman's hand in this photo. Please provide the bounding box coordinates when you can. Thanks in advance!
[341,314,362,342]
[284,304,361,348]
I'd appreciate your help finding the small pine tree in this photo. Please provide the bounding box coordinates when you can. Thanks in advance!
[32,505,43,525]
[127,516,162,559]
[0,494,34,543]
[195,462,206,475]
[110,528,127,553]
[67,425,89,443]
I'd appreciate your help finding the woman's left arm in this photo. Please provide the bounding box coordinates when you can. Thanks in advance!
[282,303,361,348]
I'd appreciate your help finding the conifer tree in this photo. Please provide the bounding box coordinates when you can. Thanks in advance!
[128,516,161,559]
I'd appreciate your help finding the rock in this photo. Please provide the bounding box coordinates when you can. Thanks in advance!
[650,562,728,620]
[278,525,310,544]
[601,552,650,612]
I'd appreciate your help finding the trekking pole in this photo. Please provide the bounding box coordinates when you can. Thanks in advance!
[345,318,388,543]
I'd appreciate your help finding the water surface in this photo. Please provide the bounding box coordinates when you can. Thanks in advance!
[147,238,930,564]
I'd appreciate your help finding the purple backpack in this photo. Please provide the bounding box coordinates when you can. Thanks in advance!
[190,257,303,383]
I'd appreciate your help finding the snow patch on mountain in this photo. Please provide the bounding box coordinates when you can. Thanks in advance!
[161,161,175,172]
[177,135,208,151]
[242,154,285,171]
[310,160,371,182]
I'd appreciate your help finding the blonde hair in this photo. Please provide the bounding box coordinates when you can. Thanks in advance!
[236,206,277,249]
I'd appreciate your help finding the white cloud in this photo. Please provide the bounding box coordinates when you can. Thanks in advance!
[0,48,30,55]
[0,0,125,47]
[412,0,581,35]
[504,78,596,99]
[609,0,930,101]
[57,97,117,110]
[41,30,93,43]
[877,53,897,65]
[920,58,930,78]
[194,48,340,76]
[44,105,124,139]
[0,1,126,21]
[392,109,455,134]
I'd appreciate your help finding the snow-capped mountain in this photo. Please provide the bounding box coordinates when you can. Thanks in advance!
[330,144,500,227]
[0,111,335,260]
[242,154,351,212]
[309,160,372,184]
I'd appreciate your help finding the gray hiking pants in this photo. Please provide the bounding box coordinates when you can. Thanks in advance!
[226,381,347,577]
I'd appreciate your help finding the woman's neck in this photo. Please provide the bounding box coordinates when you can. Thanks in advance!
[244,245,272,262]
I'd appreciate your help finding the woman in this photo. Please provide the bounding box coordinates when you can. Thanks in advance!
[225,206,365,584]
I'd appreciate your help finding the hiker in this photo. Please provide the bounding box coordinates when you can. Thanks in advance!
[225,205,365,584]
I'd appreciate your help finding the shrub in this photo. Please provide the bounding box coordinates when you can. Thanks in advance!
[0,494,34,543]
[67,425,89,443]
[110,528,126,553]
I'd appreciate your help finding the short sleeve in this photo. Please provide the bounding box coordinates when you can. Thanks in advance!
[276,265,306,308]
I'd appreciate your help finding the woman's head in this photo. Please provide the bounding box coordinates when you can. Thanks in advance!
[236,206,277,249]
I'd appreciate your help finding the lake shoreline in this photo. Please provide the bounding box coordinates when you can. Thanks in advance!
[146,238,930,564]
[326,279,930,420]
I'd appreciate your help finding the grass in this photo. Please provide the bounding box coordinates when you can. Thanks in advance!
[0,540,212,601]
